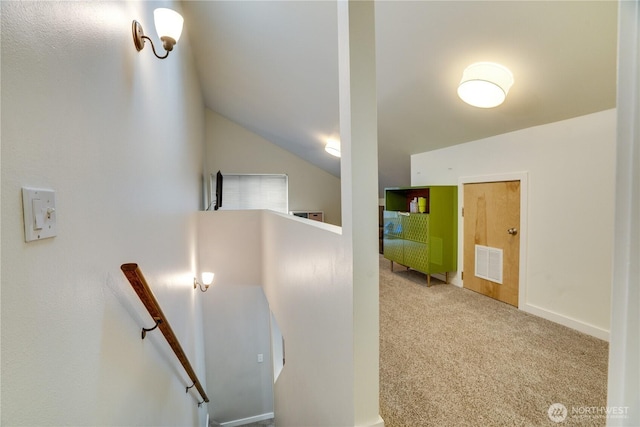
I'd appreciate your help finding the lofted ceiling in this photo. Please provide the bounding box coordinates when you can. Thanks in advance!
[181,0,618,195]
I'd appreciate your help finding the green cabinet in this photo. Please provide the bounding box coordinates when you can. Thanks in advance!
[383,186,457,283]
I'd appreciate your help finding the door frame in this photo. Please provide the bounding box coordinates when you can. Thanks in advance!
[458,172,529,309]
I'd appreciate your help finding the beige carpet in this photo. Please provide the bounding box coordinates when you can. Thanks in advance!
[379,256,609,427]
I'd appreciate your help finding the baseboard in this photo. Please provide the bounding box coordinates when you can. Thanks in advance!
[356,415,385,427]
[521,303,610,341]
[431,272,462,287]
[219,412,274,427]
[451,279,609,341]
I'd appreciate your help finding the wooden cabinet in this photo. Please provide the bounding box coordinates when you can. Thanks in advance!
[383,186,457,284]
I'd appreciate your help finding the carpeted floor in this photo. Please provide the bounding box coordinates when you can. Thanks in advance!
[379,256,609,427]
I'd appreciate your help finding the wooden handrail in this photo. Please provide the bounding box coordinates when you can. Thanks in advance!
[121,263,210,404]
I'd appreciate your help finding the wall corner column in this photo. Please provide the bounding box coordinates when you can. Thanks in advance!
[337,1,384,426]
[607,0,640,425]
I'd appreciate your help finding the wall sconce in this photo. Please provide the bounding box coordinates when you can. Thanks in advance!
[194,272,215,292]
[132,8,184,59]
[325,138,341,158]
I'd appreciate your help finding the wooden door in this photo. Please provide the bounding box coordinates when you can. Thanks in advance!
[463,181,520,306]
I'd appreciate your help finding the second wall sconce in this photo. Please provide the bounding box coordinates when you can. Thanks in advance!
[132,8,184,59]
[194,272,215,292]
[325,138,341,158]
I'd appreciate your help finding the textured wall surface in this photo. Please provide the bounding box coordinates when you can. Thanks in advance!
[1,1,207,425]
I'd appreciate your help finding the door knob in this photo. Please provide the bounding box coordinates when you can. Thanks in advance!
[507,228,518,235]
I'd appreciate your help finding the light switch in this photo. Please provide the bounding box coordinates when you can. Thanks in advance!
[22,187,57,242]
[33,199,44,229]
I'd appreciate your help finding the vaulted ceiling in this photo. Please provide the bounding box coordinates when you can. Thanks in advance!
[181,1,618,194]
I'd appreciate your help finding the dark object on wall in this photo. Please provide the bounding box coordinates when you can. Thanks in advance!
[214,170,223,210]
[379,205,384,254]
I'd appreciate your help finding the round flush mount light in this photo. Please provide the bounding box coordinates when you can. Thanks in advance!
[325,138,341,158]
[457,62,514,108]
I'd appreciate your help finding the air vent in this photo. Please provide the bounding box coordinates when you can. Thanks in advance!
[475,245,503,284]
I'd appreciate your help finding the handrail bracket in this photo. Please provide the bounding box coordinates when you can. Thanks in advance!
[142,317,163,339]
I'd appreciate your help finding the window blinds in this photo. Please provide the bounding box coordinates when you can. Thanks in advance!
[221,174,288,213]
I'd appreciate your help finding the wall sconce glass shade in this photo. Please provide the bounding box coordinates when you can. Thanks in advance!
[154,8,184,51]
[201,272,215,286]
[132,8,183,59]
[194,272,214,292]
[457,62,514,108]
[325,139,341,158]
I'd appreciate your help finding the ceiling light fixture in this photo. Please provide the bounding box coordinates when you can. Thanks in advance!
[132,8,184,59]
[325,139,341,158]
[457,62,514,108]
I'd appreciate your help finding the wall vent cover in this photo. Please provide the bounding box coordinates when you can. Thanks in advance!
[475,244,503,284]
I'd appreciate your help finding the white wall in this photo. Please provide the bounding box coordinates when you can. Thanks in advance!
[411,109,616,339]
[197,211,274,425]
[1,1,208,425]
[261,212,354,426]
[204,110,342,226]
[197,211,353,425]
[202,284,273,424]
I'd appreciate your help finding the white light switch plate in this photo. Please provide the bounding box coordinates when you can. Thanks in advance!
[22,187,57,242]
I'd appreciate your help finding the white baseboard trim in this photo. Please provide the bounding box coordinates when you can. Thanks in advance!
[431,272,462,287]
[452,279,609,341]
[356,415,385,427]
[521,303,610,342]
[219,412,274,427]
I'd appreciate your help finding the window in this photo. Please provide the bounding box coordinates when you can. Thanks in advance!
[214,173,288,213]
